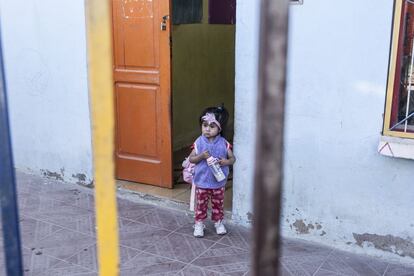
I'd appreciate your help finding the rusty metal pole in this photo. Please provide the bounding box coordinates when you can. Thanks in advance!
[253,0,289,275]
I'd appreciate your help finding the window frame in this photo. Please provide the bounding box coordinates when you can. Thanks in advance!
[384,0,414,139]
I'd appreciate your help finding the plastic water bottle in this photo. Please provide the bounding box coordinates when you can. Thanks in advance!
[207,157,226,182]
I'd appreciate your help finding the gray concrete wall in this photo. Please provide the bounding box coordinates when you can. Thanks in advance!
[234,0,414,262]
[0,0,93,184]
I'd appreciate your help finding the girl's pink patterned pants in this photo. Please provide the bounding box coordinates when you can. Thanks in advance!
[195,187,225,222]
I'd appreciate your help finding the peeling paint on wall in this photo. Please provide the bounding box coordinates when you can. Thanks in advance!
[353,233,414,258]
[41,169,64,181]
[292,219,312,234]
[290,219,326,236]
[246,212,253,223]
[72,173,93,187]
[72,173,86,182]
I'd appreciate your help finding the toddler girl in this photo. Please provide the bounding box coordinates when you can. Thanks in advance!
[189,106,236,237]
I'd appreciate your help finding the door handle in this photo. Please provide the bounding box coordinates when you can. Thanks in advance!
[161,15,169,31]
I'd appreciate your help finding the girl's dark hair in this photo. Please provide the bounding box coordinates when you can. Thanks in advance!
[199,104,229,138]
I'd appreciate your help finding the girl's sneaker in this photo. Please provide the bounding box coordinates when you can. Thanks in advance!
[193,221,205,237]
[214,220,227,235]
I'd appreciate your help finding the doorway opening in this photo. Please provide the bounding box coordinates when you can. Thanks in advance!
[114,0,236,211]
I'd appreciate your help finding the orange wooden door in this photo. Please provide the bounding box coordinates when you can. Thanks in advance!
[112,0,172,188]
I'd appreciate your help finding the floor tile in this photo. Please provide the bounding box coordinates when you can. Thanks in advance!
[328,249,389,276]
[191,243,250,275]
[320,253,366,276]
[23,228,96,261]
[20,197,94,228]
[117,200,155,222]
[278,260,293,276]
[54,192,95,211]
[280,254,327,276]
[119,246,143,265]
[69,273,98,276]
[218,224,251,250]
[18,193,51,216]
[65,243,98,272]
[385,263,414,275]
[65,243,142,273]
[19,216,64,245]
[118,218,149,233]
[27,250,94,276]
[35,188,94,209]
[177,264,225,275]
[136,208,193,231]
[314,269,342,275]
[143,232,215,263]
[36,213,95,236]
[20,247,33,274]
[120,251,186,275]
[119,220,171,251]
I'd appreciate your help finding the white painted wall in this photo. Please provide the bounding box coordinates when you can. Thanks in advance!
[234,0,414,262]
[284,0,414,259]
[232,0,260,224]
[0,0,93,184]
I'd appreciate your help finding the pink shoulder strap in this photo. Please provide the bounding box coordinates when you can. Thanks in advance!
[225,140,232,150]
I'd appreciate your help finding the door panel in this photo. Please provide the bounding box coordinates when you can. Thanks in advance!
[112,0,172,187]
[124,24,157,67]
[116,84,158,157]
[114,69,160,84]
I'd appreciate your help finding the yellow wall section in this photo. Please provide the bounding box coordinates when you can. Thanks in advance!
[172,0,235,150]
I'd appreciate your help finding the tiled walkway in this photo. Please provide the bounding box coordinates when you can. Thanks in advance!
[0,172,413,275]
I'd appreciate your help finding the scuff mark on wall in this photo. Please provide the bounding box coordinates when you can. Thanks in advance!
[292,219,313,234]
[41,169,64,181]
[290,219,326,236]
[72,173,93,187]
[353,233,414,258]
[246,212,253,223]
[72,173,86,182]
